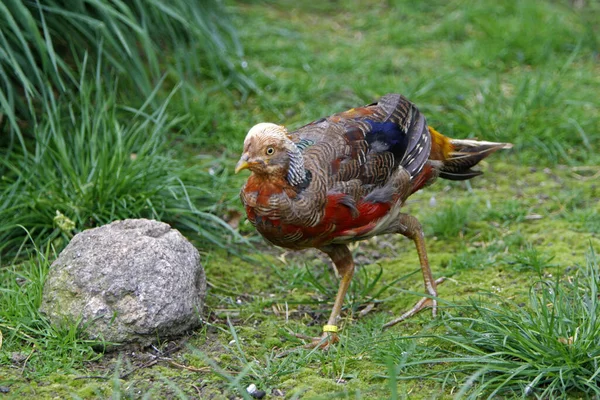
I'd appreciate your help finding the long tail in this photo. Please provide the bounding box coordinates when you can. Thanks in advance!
[428,127,512,181]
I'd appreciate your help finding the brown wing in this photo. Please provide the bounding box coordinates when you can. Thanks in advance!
[289,94,432,198]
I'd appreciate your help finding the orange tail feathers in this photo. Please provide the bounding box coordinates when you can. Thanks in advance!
[428,126,512,181]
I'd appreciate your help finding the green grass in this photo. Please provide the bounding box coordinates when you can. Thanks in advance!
[0,243,103,377]
[191,0,599,166]
[0,62,243,256]
[388,249,600,399]
[0,0,250,255]
[1,0,600,398]
[424,201,473,239]
[0,0,249,150]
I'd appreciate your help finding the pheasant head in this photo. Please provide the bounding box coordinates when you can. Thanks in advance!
[235,123,306,185]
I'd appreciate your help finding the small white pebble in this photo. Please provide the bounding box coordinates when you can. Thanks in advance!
[247,383,257,394]
[429,196,437,207]
[229,339,236,345]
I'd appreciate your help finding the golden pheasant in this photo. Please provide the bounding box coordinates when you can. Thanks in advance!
[236,94,511,348]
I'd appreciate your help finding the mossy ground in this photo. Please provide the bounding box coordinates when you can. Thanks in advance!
[1,0,599,398]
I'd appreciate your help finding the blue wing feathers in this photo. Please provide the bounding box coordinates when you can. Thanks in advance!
[364,119,408,159]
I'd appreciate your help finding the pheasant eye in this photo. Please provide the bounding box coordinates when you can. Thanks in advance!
[266,147,275,155]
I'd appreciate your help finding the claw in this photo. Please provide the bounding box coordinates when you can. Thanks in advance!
[383,276,446,329]
[293,330,339,350]
[303,331,339,350]
[276,331,339,357]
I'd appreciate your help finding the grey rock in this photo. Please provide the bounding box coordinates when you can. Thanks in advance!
[40,219,206,348]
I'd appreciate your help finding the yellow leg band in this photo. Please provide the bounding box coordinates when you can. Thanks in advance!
[322,324,338,333]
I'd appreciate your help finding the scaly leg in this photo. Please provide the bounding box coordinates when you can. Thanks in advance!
[297,244,355,349]
[384,214,445,329]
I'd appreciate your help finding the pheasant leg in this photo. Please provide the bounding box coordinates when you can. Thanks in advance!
[298,244,355,349]
[384,214,445,329]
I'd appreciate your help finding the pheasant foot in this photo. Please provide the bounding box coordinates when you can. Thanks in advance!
[383,276,446,328]
[294,329,339,350]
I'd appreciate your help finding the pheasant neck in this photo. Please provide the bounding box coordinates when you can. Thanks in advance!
[286,144,306,186]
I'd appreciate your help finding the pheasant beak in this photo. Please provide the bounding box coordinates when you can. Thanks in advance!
[235,155,251,174]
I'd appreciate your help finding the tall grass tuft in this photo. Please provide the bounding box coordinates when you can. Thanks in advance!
[0,0,249,150]
[388,247,600,399]
[0,59,242,257]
